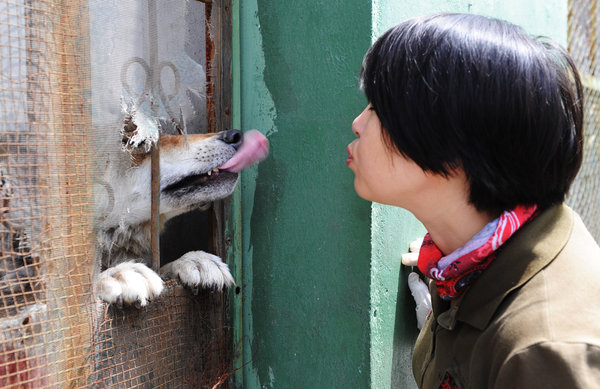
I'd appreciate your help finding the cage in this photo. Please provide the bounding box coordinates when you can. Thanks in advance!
[568,0,600,242]
[1,0,599,388]
[0,0,235,387]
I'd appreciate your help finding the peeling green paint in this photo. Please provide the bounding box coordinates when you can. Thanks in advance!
[237,0,277,387]
[238,0,372,387]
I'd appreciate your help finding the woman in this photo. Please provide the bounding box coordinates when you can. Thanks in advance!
[346,13,600,389]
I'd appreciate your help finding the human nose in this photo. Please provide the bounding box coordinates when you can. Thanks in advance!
[352,105,369,137]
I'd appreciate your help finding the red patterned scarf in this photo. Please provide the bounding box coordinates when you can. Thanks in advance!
[417,205,538,300]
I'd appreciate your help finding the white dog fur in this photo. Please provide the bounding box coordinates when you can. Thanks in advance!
[94,111,267,308]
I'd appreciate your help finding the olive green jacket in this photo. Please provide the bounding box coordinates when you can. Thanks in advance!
[412,204,600,389]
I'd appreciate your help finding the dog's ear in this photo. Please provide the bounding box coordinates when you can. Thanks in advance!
[122,115,153,165]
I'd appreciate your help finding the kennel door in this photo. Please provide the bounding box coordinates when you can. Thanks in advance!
[0,0,235,387]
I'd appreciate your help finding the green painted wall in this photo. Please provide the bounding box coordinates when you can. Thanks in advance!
[235,0,567,388]
[237,0,372,387]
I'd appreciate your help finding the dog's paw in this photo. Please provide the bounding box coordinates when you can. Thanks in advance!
[159,251,234,294]
[96,262,164,308]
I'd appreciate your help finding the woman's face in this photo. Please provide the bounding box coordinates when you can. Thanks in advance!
[347,105,433,208]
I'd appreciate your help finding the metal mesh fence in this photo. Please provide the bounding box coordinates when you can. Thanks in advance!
[91,284,231,388]
[568,0,600,242]
[0,0,233,387]
[1,0,95,385]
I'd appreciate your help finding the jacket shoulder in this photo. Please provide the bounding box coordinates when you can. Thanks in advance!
[489,210,600,351]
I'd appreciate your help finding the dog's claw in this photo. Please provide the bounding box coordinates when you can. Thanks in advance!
[159,250,235,294]
[96,262,165,308]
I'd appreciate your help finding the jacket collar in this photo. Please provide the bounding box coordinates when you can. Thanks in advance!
[434,204,574,331]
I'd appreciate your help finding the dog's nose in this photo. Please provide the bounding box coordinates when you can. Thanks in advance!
[220,129,243,150]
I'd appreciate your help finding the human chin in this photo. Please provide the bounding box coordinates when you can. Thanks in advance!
[353,178,376,201]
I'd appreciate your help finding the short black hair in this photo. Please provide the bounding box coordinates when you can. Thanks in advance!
[360,13,583,215]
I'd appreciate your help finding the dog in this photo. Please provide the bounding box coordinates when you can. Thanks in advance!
[94,109,268,308]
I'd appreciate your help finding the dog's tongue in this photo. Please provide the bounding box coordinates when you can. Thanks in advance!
[220,130,269,173]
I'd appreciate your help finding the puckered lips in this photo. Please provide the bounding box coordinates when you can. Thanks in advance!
[346,145,353,166]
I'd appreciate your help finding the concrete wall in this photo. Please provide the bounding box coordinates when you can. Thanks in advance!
[235,1,567,387]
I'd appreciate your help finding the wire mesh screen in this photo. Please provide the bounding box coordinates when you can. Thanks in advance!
[0,0,233,387]
[91,285,231,388]
[0,0,95,386]
[568,0,600,242]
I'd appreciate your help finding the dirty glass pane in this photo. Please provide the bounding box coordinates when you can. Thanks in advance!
[90,0,208,143]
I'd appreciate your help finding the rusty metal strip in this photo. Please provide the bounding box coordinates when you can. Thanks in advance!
[150,144,160,272]
[148,0,161,273]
